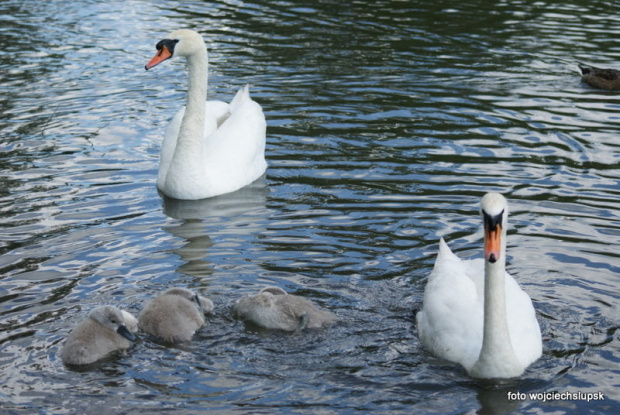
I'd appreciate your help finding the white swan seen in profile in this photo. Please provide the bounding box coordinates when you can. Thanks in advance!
[416,193,542,379]
[145,29,267,200]
[60,306,138,365]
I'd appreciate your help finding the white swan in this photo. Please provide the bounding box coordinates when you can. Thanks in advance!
[145,29,267,200]
[416,193,542,379]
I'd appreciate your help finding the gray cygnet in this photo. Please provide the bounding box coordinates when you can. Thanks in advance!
[61,305,137,365]
[233,286,335,331]
[138,288,213,343]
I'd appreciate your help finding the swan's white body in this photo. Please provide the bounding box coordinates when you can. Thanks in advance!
[416,193,542,379]
[146,29,267,200]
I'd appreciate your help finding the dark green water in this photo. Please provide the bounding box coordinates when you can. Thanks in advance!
[0,0,618,413]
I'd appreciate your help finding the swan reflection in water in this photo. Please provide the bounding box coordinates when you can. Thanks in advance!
[160,176,269,276]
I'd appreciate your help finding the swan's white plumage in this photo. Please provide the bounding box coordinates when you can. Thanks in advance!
[416,194,542,378]
[148,29,267,200]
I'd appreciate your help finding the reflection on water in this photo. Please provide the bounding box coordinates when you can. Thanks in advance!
[161,177,269,278]
[161,176,269,220]
[0,0,619,413]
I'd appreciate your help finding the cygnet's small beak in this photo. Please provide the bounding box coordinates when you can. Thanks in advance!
[117,324,137,342]
[193,293,203,311]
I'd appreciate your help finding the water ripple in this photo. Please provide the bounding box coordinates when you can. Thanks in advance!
[0,0,618,413]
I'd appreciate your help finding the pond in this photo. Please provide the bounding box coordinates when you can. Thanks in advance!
[0,0,618,413]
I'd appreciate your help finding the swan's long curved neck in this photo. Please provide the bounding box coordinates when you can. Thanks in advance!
[470,235,520,377]
[178,49,208,150]
[480,260,513,356]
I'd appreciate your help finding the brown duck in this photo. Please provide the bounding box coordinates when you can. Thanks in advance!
[579,65,620,90]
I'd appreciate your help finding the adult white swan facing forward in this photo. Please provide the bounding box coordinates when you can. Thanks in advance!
[145,29,267,200]
[416,193,542,379]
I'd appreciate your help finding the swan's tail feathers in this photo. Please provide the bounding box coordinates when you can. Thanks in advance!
[437,237,461,263]
[230,84,251,113]
[438,238,452,256]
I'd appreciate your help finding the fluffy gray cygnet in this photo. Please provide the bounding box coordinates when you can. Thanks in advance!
[60,305,137,365]
[233,286,335,331]
[138,288,213,343]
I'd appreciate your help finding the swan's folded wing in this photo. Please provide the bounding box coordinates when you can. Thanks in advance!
[201,91,267,188]
[417,241,484,369]
[206,100,231,127]
[505,274,543,367]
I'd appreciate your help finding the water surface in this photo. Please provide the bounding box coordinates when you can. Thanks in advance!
[1,0,619,414]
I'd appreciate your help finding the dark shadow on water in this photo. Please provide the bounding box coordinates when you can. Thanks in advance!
[476,383,522,415]
[474,375,549,415]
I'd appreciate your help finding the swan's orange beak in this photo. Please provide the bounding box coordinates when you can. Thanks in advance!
[145,45,173,71]
[484,224,502,263]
